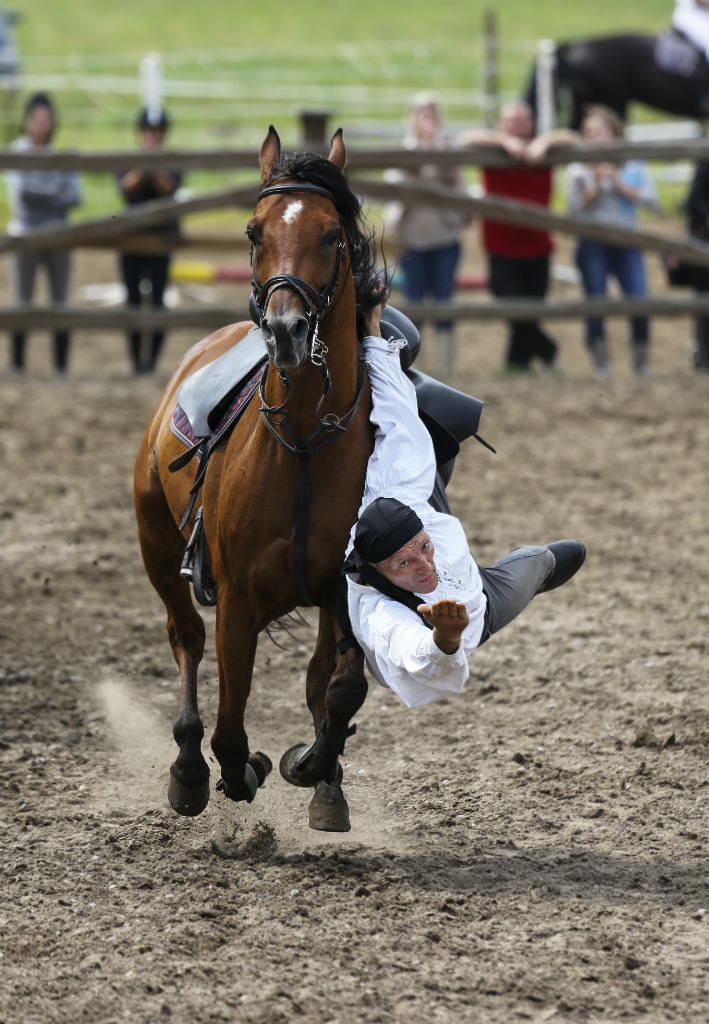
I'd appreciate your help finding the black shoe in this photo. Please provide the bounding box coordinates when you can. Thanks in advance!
[537,540,586,594]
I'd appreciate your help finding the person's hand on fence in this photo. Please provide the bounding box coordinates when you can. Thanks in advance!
[524,128,580,164]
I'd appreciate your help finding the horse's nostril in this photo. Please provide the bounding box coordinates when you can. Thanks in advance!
[292,317,309,345]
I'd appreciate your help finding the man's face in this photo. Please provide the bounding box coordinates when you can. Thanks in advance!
[373,530,438,594]
[500,103,534,141]
[25,107,54,146]
[140,127,166,150]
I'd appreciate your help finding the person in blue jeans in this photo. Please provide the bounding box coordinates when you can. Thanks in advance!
[566,107,657,377]
[385,94,468,377]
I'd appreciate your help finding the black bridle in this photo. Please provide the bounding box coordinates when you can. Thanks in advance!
[250,179,367,607]
[251,183,348,358]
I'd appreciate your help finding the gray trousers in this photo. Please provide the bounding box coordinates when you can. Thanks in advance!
[11,249,71,304]
[8,250,72,371]
[478,545,554,644]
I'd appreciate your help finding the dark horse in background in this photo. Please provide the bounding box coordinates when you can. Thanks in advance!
[525,32,709,128]
[134,128,382,833]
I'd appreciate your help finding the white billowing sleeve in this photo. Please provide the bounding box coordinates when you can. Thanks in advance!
[349,583,470,708]
[346,334,436,553]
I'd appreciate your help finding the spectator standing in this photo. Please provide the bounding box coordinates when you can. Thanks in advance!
[5,93,81,375]
[117,107,181,375]
[566,106,657,378]
[385,93,468,377]
[686,161,709,370]
[460,102,576,373]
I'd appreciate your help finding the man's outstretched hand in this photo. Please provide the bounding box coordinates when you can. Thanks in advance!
[417,599,469,654]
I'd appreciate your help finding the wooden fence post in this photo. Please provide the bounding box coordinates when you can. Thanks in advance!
[536,38,556,134]
[299,110,331,153]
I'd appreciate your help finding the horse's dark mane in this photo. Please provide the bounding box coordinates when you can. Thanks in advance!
[268,152,388,338]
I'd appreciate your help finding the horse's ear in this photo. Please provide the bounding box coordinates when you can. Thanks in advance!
[327,128,347,171]
[259,125,281,183]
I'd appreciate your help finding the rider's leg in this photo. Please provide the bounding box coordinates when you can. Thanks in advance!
[478,545,554,641]
[478,540,585,643]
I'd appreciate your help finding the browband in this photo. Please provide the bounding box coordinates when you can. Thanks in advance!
[257,183,338,203]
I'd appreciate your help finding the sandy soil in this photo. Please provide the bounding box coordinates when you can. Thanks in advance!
[0,242,707,1024]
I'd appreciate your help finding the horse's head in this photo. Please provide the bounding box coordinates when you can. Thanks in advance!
[248,126,349,369]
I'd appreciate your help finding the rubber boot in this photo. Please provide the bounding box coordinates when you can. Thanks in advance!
[589,338,611,379]
[631,341,650,378]
[54,331,69,376]
[149,331,165,372]
[10,332,25,371]
[436,329,454,378]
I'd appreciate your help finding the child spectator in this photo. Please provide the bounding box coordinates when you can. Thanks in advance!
[566,106,657,378]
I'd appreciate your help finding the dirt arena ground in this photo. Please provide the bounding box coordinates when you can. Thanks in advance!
[1,241,707,1024]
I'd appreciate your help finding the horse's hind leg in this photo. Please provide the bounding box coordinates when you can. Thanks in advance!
[134,455,210,816]
[280,609,368,832]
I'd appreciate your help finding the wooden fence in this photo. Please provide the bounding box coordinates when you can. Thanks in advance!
[0,137,707,333]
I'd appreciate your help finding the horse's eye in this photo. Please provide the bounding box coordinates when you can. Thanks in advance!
[246,227,258,245]
[326,230,341,248]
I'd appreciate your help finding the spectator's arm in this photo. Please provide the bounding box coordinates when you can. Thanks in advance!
[524,128,580,163]
[151,172,180,198]
[118,169,147,199]
[457,128,527,160]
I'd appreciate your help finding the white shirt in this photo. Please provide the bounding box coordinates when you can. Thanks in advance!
[673,0,709,60]
[346,334,487,708]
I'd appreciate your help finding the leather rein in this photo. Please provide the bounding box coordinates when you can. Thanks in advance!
[251,180,367,607]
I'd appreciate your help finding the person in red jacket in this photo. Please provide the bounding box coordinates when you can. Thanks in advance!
[461,103,575,373]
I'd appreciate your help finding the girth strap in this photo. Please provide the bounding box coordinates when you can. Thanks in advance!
[294,454,313,607]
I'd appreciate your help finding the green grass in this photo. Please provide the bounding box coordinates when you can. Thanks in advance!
[2,0,689,220]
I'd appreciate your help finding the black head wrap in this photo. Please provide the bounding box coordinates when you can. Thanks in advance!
[353,497,423,564]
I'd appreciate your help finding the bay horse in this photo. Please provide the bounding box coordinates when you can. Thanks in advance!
[525,33,709,128]
[134,127,381,832]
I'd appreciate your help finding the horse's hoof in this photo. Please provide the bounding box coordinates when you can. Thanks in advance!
[279,743,315,788]
[308,780,351,833]
[249,750,273,787]
[216,763,259,803]
[167,772,210,817]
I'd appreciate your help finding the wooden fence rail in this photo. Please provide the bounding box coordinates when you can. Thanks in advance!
[352,178,709,268]
[2,296,708,333]
[2,175,707,268]
[0,138,705,172]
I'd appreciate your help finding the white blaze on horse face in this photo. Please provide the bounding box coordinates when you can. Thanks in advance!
[282,200,304,226]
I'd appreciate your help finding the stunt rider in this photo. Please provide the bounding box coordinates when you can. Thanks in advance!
[341,293,585,709]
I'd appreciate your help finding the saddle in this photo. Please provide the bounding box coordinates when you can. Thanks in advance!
[172,304,489,464]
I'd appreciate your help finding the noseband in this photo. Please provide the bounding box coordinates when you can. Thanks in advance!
[250,182,348,360]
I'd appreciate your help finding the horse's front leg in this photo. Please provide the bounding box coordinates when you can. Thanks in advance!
[134,462,210,817]
[210,592,272,804]
[280,608,368,831]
